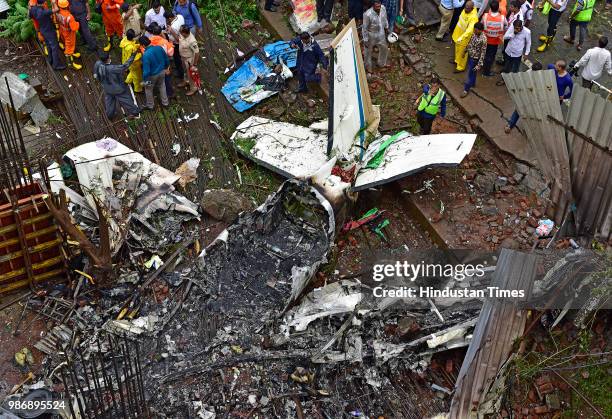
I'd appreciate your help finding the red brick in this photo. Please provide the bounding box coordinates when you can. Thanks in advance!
[537,382,555,396]
[534,405,550,414]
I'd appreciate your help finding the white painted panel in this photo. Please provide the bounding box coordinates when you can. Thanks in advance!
[331,25,366,159]
[353,133,477,190]
[231,116,328,178]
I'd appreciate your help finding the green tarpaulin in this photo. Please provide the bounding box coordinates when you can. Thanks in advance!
[365,131,407,169]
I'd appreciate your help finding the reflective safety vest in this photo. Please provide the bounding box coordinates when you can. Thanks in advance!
[483,12,505,45]
[418,89,445,116]
[573,0,595,22]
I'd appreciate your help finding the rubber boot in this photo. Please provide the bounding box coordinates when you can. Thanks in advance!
[103,36,111,52]
[537,36,553,52]
[539,34,548,42]
[68,55,82,70]
[72,51,81,58]
[43,45,48,56]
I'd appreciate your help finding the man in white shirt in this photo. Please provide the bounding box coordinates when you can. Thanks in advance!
[518,0,533,27]
[363,1,389,72]
[165,10,185,79]
[497,0,523,67]
[537,0,568,52]
[496,19,531,85]
[574,36,612,89]
[144,0,166,30]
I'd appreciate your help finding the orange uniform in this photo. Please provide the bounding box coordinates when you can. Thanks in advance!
[499,0,507,17]
[56,8,79,55]
[149,35,174,57]
[29,0,47,42]
[100,0,124,37]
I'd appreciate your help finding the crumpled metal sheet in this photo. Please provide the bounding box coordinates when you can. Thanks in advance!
[50,138,199,254]
[0,72,50,126]
[283,280,363,332]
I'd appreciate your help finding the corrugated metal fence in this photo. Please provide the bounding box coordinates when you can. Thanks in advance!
[565,86,612,241]
[503,72,612,242]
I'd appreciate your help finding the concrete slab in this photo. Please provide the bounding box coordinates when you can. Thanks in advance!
[423,40,535,165]
[411,0,442,27]
[259,0,294,41]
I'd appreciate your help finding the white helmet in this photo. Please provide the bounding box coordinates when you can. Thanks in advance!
[387,32,399,43]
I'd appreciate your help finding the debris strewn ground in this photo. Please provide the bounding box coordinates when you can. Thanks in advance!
[0,1,610,418]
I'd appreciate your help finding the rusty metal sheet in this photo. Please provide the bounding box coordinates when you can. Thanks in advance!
[565,86,612,241]
[503,70,572,223]
[449,249,538,418]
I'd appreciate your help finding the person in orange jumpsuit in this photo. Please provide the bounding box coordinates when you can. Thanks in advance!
[28,0,48,54]
[99,0,124,51]
[56,0,82,69]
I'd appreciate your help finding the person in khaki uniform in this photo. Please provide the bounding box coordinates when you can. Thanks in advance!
[121,2,142,37]
[177,25,200,95]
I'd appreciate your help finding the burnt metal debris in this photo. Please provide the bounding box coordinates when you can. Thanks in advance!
[0,13,610,419]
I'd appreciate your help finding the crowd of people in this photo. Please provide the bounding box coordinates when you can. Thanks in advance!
[348,0,610,134]
[28,0,202,118]
[26,0,611,124]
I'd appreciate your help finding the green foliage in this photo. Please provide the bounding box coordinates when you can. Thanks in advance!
[0,0,35,41]
[199,0,259,37]
[563,364,612,418]
[234,137,256,154]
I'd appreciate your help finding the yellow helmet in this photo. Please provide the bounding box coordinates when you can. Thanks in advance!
[58,0,69,8]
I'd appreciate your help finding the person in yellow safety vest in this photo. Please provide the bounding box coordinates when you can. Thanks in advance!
[563,0,596,51]
[119,28,143,93]
[414,77,447,135]
[451,1,479,72]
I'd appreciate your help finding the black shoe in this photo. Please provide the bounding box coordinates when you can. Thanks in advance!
[142,106,154,111]
[264,6,277,11]
[482,71,496,77]
[295,87,308,93]
[53,65,67,71]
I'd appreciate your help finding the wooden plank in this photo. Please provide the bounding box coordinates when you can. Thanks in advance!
[0,212,53,235]
[0,225,59,251]
[0,256,63,283]
[0,268,64,294]
[0,238,63,264]
[449,250,538,418]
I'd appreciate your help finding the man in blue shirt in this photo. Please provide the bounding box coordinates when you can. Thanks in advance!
[173,0,202,34]
[29,0,65,70]
[548,60,573,102]
[291,32,328,93]
[139,36,169,109]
